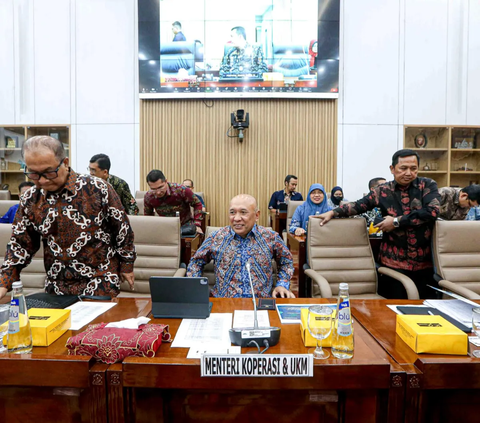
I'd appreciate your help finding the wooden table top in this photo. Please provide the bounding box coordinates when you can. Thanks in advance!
[122,298,397,391]
[351,299,480,389]
[1,297,150,358]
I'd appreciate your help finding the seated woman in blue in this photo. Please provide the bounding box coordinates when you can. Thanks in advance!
[289,183,331,236]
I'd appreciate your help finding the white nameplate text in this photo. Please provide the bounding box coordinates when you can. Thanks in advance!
[201,354,313,377]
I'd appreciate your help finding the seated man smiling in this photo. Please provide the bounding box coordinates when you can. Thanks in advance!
[187,194,295,298]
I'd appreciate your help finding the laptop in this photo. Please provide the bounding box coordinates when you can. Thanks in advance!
[25,292,80,309]
[149,276,212,319]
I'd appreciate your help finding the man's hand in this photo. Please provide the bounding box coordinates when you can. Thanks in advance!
[0,287,7,300]
[294,227,306,236]
[272,287,296,298]
[313,210,334,226]
[374,216,396,232]
[121,272,135,290]
[196,226,203,234]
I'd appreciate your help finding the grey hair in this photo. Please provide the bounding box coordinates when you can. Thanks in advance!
[22,136,66,162]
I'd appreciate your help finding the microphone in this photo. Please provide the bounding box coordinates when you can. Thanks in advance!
[228,263,281,349]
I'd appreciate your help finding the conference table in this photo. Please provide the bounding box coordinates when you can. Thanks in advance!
[109,298,401,423]
[351,299,480,423]
[0,297,150,423]
[2,297,478,423]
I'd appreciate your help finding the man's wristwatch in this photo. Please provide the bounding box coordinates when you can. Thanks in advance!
[393,217,400,228]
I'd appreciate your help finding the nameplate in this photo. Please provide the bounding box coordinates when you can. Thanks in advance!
[201,354,314,377]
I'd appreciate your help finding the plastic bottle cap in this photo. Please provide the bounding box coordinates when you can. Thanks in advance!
[339,283,349,290]
[12,281,23,289]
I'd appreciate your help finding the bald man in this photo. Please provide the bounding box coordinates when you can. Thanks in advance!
[187,194,295,298]
[0,136,136,299]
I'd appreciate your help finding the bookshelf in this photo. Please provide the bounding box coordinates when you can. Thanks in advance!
[404,125,480,188]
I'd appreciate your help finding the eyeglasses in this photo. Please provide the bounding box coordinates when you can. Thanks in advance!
[25,159,65,181]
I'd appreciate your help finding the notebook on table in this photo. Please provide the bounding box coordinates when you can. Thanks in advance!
[149,276,212,319]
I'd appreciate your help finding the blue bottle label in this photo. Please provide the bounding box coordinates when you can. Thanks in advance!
[337,299,352,337]
[8,298,20,334]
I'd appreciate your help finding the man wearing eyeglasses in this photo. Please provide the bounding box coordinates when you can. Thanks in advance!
[144,170,203,235]
[0,136,136,299]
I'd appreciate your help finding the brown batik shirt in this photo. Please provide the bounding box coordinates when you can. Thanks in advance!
[438,187,470,220]
[0,170,136,296]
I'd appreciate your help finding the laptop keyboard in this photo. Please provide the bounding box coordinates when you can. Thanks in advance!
[26,298,58,309]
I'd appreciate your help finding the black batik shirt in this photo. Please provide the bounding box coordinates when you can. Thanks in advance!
[333,178,440,271]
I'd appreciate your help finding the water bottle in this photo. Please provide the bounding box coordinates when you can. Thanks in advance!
[332,283,354,359]
[7,281,33,354]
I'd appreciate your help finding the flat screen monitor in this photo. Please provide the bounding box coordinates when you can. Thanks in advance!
[138,0,339,99]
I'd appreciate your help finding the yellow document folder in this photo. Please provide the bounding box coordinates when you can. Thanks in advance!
[396,314,467,355]
[300,308,335,347]
[28,308,71,347]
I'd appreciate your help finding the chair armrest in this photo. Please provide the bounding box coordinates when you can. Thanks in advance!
[174,268,187,277]
[438,279,480,300]
[377,267,419,300]
[304,269,332,298]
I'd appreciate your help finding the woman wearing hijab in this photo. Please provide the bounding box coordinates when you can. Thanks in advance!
[289,183,331,236]
[327,186,347,209]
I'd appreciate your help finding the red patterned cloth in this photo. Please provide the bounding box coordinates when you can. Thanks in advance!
[66,323,171,364]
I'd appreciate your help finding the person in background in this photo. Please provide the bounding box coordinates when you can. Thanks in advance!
[327,186,347,209]
[219,26,268,78]
[268,174,303,210]
[172,21,186,42]
[144,170,203,234]
[182,179,206,212]
[0,136,136,299]
[88,154,139,215]
[356,177,387,228]
[438,184,480,220]
[315,149,440,299]
[0,181,35,224]
[466,205,480,221]
[187,194,294,298]
[289,183,331,236]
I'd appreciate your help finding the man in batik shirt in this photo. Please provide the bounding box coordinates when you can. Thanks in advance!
[0,136,136,299]
[219,26,268,78]
[438,185,480,220]
[144,170,203,234]
[317,149,441,299]
[89,153,139,215]
[187,194,295,298]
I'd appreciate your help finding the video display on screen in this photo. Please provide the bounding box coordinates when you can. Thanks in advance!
[138,0,339,98]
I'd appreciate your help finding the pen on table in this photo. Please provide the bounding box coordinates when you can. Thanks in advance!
[428,311,434,316]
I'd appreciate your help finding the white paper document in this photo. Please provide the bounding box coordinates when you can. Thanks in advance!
[171,313,233,348]
[424,299,474,329]
[67,302,117,330]
[232,310,270,329]
[187,343,241,359]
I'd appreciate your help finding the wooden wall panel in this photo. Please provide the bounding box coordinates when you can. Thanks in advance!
[140,99,337,227]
